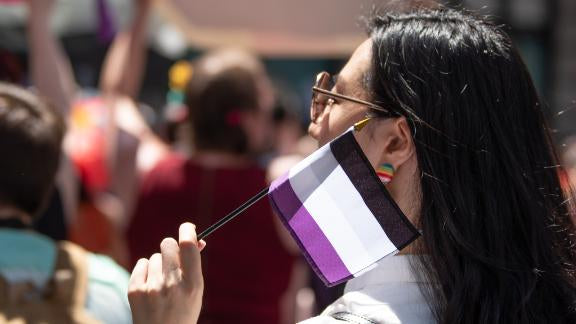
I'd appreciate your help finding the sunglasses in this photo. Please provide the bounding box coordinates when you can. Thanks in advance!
[310,71,397,122]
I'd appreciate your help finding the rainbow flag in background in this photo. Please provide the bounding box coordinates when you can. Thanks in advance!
[268,128,420,286]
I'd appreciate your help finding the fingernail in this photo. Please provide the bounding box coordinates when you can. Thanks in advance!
[180,222,195,239]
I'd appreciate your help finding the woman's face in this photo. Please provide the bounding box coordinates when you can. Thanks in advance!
[308,39,422,232]
[307,39,388,168]
[308,39,374,147]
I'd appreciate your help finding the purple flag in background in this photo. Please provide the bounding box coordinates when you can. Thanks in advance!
[268,128,420,286]
[97,0,116,43]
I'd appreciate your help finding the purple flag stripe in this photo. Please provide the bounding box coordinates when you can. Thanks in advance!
[269,173,302,222]
[268,172,353,286]
[289,205,352,285]
[270,171,288,191]
[97,0,115,43]
[330,132,420,250]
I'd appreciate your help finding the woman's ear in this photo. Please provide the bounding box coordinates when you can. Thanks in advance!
[357,116,421,227]
[373,117,415,171]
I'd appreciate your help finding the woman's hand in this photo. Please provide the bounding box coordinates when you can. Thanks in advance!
[128,223,206,324]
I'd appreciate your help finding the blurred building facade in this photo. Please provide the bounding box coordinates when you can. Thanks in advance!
[0,0,574,137]
[555,0,576,138]
[456,0,575,139]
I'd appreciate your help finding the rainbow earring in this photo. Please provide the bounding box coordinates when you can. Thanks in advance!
[376,163,395,184]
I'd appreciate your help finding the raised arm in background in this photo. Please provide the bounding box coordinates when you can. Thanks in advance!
[100,0,153,99]
[26,0,166,264]
[99,0,168,178]
[27,0,77,116]
[27,0,79,233]
[100,0,170,222]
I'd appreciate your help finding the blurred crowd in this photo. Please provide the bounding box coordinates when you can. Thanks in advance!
[0,0,328,323]
[0,0,574,323]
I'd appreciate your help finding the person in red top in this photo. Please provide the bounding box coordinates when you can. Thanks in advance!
[127,49,294,324]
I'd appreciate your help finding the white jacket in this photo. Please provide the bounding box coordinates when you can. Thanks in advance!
[300,255,435,324]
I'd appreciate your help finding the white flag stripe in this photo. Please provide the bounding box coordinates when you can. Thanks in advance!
[288,143,339,203]
[303,183,374,275]
[289,143,333,178]
[322,166,398,258]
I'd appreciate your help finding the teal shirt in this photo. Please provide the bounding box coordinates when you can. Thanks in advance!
[0,229,131,323]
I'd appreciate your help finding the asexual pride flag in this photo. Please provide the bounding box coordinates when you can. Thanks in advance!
[268,128,420,286]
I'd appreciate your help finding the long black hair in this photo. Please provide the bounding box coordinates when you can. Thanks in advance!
[367,8,576,323]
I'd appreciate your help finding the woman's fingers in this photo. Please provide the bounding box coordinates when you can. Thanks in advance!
[160,237,181,285]
[178,222,203,290]
[147,253,163,290]
[128,224,205,324]
[129,258,149,291]
[198,240,207,251]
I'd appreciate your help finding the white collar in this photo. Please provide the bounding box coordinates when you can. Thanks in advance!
[344,255,426,293]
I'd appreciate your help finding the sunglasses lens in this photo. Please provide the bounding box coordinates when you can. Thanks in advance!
[311,72,331,121]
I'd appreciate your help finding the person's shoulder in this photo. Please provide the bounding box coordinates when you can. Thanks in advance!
[238,163,267,178]
[298,315,348,324]
[217,163,268,190]
[85,252,132,324]
[299,312,392,324]
[314,256,436,324]
[149,152,188,175]
[53,242,132,323]
[227,160,267,178]
[86,253,130,289]
[140,152,190,190]
[59,242,129,297]
[315,285,435,324]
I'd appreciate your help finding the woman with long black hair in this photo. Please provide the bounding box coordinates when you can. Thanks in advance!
[127,8,576,323]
